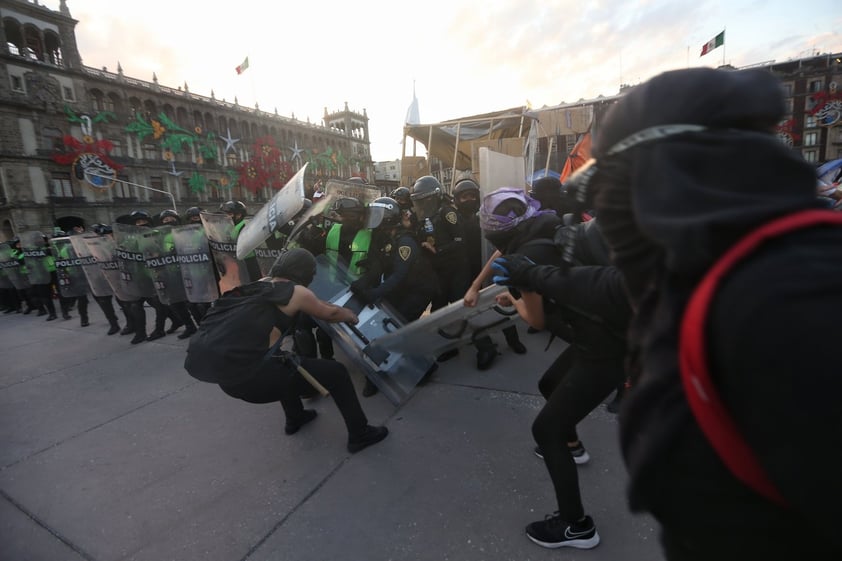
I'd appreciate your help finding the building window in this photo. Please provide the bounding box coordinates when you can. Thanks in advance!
[42,127,64,151]
[51,173,75,198]
[110,140,123,157]
[10,75,24,92]
[804,115,816,128]
[113,175,133,199]
[809,79,823,93]
[784,98,794,114]
[62,86,74,101]
[802,150,817,163]
[781,82,793,97]
[143,143,158,160]
[804,131,818,146]
[149,176,169,202]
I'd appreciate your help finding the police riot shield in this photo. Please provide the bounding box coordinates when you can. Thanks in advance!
[19,231,51,285]
[172,224,219,303]
[0,243,30,290]
[308,254,435,406]
[112,224,155,300]
[200,212,251,294]
[0,266,10,290]
[253,242,284,278]
[141,226,187,306]
[49,237,90,298]
[82,234,136,300]
[69,235,113,298]
[236,164,307,260]
[365,284,518,359]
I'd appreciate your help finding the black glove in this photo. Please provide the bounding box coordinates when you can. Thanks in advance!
[491,254,537,289]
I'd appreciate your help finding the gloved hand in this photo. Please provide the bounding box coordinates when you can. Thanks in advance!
[350,280,376,306]
[491,254,536,288]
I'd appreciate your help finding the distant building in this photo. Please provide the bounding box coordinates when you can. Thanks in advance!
[373,159,401,191]
[400,53,842,191]
[0,0,373,239]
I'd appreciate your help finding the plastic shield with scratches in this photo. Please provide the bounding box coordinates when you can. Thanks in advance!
[141,226,188,306]
[171,224,219,304]
[112,224,156,300]
[82,234,135,301]
[19,231,51,286]
[236,164,307,260]
[200,212,252,294]
[365,284,518,359]
[0,243,30,290]
[308,254,435,405]
[70,235,113,298]
[50,236,90,298]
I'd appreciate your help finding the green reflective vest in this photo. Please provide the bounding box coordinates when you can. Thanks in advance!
[325,224,371,277]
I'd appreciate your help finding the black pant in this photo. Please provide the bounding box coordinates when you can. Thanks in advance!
[127,296,167,336]
[220,357,368,437]
[294,314,334,359]
[532,345,625,521]
[431,261,470,311]
[94,295,120,325]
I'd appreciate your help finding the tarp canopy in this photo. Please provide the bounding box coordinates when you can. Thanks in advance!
[403,106,530,170]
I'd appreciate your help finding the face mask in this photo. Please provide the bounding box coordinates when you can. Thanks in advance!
[457,199,480,214]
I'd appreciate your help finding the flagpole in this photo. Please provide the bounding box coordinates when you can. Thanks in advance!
[722,27,726,66]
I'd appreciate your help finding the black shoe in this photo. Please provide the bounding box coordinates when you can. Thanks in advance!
[506,338,527,354]
[362,378,379,397]
[36,309,47,317]
[62,313,72,320]
[165,321,184,334]
[284,409,318,435]
[146,330,166,341]
[120,326,135,336]
[130,333,147,344]
[533,443,590,465]
[526,513,600,549]
[46,314,57,321]
[107,324,121,335]
[80,318,90,327]
[347,425,389,454]
[177,326,196,340]
[22,307,33,315]
[476,348,498,370]
[436,349,459,362]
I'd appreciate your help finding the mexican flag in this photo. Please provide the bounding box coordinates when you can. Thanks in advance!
[700,31,724,57]
[235,56,249,75]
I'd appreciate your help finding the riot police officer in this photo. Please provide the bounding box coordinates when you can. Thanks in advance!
[410,175,471,362]
[323,196,372,278]
[157,209,198,339]
[220,199,262,282]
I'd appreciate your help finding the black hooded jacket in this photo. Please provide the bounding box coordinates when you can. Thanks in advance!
[590,67,842,556]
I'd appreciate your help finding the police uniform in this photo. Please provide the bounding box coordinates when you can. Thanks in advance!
[419,200,470,310]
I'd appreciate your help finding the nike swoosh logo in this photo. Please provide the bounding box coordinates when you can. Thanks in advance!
[564,526,593,539]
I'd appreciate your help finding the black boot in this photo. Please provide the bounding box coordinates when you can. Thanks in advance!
[362,378,379,397]
[107,321,121,335]
[504,326,527,354]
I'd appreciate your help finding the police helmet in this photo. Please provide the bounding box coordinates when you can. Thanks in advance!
[159,209,180,225]
[346,176,367,184]
[332,196,365,216]
[390,187,412,209]
[130,210,151,222]
[185,206,203,219]
[410,176,442,201]
[454,179,480,197]
[365,197,402,229]
[219,200,247,215]
[92,223,113,235]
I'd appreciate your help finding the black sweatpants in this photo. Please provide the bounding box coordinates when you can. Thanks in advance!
[220,357,368,437]
[532,345,625,522]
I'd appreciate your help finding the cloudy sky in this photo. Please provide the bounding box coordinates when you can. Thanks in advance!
[54,0,842,162]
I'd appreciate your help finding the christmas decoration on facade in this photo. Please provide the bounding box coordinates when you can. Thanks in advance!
[776,118,800,146]
[808,88,842,127]
[238,136,294,194]
[52,107,123,190]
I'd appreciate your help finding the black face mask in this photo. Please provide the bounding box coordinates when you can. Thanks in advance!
[456,199,480,215]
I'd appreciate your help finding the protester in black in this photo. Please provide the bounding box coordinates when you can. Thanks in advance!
[184,249,388,453]
[570,67,842,559]
[480,187,631,550]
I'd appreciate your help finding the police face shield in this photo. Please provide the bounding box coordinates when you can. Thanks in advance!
[411,194,439,221]
[337,209,365,230]
[364,201,398,230]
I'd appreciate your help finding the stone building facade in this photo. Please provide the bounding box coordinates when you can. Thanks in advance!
[0,0,373,240]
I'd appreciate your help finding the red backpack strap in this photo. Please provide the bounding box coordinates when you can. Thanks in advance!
[680,209,842,506]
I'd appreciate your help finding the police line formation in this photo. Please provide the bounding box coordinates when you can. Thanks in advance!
[2,68,841,559]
